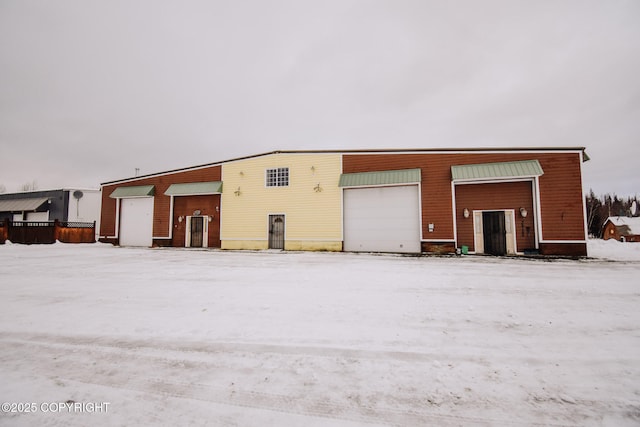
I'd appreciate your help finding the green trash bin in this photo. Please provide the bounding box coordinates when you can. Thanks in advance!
[461,245,469,255]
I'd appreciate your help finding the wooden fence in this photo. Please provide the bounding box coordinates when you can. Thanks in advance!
[0,220,96,244]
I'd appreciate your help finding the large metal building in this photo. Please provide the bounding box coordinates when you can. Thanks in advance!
[99,147,589,256]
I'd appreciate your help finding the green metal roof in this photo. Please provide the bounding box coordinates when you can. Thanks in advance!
[339,168,421,187]
[109,185,155,198]
[451,160,543,182]
[164,181,223,196]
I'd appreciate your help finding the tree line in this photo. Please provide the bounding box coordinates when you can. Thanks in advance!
[586,190,639,238]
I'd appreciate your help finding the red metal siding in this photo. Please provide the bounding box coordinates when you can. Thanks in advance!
[100,165,222,244]
[172,194,221,248]
[537,155,586,240]
[342,152,586,245]
[455,181,535,252]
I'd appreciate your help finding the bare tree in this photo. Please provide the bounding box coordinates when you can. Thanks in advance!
[20,181,38,192]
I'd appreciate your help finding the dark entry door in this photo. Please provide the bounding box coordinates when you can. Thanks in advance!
[268,215,285,249]
[483,211,506,256]
[190,217,204,247]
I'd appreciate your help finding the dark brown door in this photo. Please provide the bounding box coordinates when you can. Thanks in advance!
[268,215,285,249]
[483,211,506,256]
[190,217,204,247]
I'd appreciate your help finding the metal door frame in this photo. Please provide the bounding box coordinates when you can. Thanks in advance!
[186,215,208,248]
[473,209,517,255]
[268,214,285,249]
[482,211,507,256]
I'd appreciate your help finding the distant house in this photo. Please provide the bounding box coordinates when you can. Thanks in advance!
[0,189,100,224]
[602,217,640,242]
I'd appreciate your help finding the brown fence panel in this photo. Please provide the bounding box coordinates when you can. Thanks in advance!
[1,220,95,244]
[0,219,8,243]
[56,221,96,243]
[9,221,56,244]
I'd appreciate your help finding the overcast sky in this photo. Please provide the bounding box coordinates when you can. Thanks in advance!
[1,0,638,196]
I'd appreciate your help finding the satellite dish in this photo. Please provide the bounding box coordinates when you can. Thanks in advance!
[73,190,83,218]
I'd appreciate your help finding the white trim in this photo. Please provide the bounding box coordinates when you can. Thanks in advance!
[418,181,424,242]
[453,177,539,250]
[339,182,420,190]
[343,149,584,156]
[453,177,536,186]
[579,153,589,241]
[534,176,544,243]
[114,199,121,239]
[339,161,344,242]
[168,192,221,196]
[168,195,174,240]
[451,181,458,245]
[452,175,541,184]
[473,211,483,254]
[421,239,456,242]
[505,209,517,255]
[530,180,539,249]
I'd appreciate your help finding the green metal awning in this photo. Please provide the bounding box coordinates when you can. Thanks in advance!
[109,185,155,198]
[339,168,421,187]
[0,197,49,212]
[164,181,223,196]
[451,160,543,182]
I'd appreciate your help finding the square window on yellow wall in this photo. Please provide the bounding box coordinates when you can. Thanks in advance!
[266,168,289,187]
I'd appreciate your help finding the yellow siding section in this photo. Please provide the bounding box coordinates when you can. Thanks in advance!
[221,153,343,251]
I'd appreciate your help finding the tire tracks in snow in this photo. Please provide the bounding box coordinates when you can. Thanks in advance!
[0,332,633,426]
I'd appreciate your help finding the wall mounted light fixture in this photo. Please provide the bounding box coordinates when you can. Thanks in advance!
[463,208,470,218]
[178,216,184,223]
[234,187,241,196]
[314,183,322,192]
[519,207,528,218]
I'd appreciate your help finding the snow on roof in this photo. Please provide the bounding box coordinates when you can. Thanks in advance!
[606,216,640,235]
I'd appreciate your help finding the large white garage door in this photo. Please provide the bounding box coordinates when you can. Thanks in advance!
[344,185,421,253]
[119,197,154,247]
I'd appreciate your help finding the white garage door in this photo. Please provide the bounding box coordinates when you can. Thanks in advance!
[344,185,421,253]
[119,197,154,247]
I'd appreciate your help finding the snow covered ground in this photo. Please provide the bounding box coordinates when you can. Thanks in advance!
[0,240,638,426]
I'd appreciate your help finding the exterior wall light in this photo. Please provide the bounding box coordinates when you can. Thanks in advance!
[463,208,470,218]
[234,187,241,196]
[178,216,184,223]
[519,207,528,218]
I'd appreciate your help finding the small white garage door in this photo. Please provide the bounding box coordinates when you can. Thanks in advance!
[344,185,421,253]
[119,197,154,247]
[26,212,49,221]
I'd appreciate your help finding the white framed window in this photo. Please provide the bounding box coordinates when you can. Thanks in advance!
[266,167,289,187]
